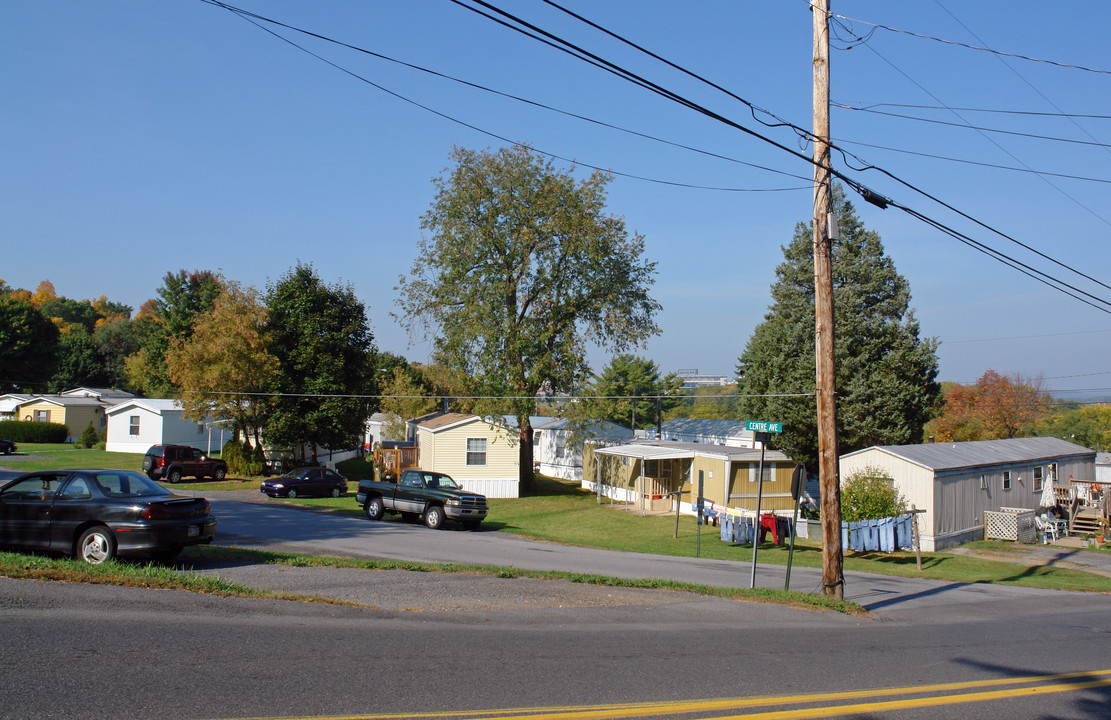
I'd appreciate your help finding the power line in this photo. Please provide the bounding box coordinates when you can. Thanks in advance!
[831,15,1111,229]
[931,0,1111,163]
[830,134,1111,185]
[203,0,1111,315]
[460,0,1111,309]
[836,101,1111,123]
[834,104,1111,150]
[199,0,805,193]
[830,11,1111,75]
[944,328,1111,344]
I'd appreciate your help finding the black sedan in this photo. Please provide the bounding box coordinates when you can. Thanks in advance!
[0,469,216,564]
[0,438,16,455]
[260,467,347,499]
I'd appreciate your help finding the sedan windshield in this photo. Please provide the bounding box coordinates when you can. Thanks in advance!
[89,471,174,498]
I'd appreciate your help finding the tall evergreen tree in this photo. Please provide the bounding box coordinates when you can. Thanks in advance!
[734,188,940,468]
[124,270,224,395]
[586,354,684,430]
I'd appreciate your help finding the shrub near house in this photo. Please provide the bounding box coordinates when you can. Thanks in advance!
[841,465,906,522]
[0,419,68,443]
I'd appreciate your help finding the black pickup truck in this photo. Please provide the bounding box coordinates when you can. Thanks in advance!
[356,469,488,530]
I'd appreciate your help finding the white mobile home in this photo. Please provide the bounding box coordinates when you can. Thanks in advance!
[105,399,226,454]
[840,437,1096,551]
[526,417,633,481]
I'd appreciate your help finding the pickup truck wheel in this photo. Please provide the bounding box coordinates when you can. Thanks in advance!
[365,497,385,521]
[167,468,182,484]
[424,505,445,530]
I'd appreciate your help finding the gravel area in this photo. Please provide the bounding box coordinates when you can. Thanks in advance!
[188,561,705,612]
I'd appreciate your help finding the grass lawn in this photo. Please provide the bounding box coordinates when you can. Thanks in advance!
[6,447,1111,593]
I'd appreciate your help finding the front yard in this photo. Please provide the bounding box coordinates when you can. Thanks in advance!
[4,445,1111,593]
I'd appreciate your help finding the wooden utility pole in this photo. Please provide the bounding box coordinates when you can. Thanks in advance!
[813,0,844,600]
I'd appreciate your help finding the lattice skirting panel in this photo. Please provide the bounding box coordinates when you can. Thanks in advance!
[984,508,1036,542]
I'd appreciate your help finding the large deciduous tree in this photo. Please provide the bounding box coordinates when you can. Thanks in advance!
[265,263,377,462]
[734,188,940,469]
[165,283,279,444]
[396,145,661,489]
[927,370,1050,442]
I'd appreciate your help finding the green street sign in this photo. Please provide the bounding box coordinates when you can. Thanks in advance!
[746,420,782,434]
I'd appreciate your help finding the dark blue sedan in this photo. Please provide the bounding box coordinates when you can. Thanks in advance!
[0,469,216,564]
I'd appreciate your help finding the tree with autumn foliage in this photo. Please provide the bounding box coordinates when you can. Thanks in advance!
[925,370,1051,442]
[396,145,661,490]
[1036,404,1111,451]
[165,283,279,444]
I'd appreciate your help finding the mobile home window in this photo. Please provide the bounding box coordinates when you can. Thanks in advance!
[466,438,487,466]
[980,474,987,490]
[1002,470,1011,491]
[1033,466,1043,493]
[129,415,140,436]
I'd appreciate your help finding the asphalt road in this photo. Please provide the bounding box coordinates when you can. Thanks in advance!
[4,480,1111,719]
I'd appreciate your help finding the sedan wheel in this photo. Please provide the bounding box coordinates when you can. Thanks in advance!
[330,487,341,498]
[78,527,116,565]
[287,488,298,499]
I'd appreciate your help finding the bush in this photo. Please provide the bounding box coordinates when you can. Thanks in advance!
[245,444,266,477]
[841,465,906,522]
[221,439,248,475]
[0,420,69,443]
[78,423,99,449]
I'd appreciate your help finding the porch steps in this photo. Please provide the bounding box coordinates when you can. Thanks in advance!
[1070,508,1104,536]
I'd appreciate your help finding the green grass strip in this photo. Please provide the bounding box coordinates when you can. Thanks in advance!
[196,545,865,615]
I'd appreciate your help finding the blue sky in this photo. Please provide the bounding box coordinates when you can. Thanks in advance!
[3,1,1109,398]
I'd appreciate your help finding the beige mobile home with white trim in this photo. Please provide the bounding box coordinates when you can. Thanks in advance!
[412,412,519,498]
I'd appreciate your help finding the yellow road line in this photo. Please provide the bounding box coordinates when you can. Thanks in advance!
[209,667,1111,720]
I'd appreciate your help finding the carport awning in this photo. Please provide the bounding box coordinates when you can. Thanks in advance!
[593,444,696,461]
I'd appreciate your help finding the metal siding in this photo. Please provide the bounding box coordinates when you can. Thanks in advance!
[105,407,165,453]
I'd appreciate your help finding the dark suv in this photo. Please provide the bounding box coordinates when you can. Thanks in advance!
[142,445,227,483]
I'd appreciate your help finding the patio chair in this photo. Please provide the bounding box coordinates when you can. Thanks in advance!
[1035,515,1059,543]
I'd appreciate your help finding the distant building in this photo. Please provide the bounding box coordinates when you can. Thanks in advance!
[675,368,733,388]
